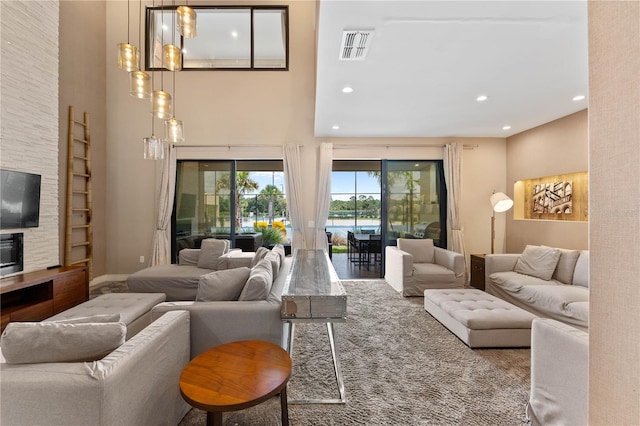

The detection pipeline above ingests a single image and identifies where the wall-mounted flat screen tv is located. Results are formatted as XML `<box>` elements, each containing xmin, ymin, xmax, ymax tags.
<box><xmin>0</xmin><ymin>169</ymin><xmax>42</xmax><ymax>229</ymax></box>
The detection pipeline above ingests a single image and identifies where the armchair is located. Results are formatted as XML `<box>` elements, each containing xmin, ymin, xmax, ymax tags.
<box><xmin>385</xmin><ymin>238</ymin><xmax>465</xmax><ymax>296</ymax></box>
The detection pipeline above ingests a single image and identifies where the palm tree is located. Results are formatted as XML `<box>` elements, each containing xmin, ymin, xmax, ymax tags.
<box><xmin>215</xmin><ymin>171</ymin><xmax>259</xmax><ymax>228</ymax></box>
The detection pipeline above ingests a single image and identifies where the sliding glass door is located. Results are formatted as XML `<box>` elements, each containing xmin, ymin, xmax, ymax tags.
<box><xmin>383</xmin><ymin>160</ymin><xmax>447</xmax><ymax>251</ymax></box>
<box><xmin>172</xmin><ymin>160</ymin><xmax>287</xmax><ymax>262</ymax></box>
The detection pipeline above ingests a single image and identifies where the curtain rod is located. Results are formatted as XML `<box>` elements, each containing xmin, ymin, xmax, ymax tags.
<box><xmin>332</xmin><ymin>143</ymin><xmax>478</xmax><ymax>149</ymax></box>
<box><xmin>175</xmin><ymin>144</ymin><xmax>303</xmax><ymax>149</ymax></box>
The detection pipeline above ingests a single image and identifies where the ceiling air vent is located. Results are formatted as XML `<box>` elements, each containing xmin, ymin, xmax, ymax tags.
<box><xmin>339</xmin><ymin>30</ymin><xmax>374</xmax><ymax>61</ymax></box>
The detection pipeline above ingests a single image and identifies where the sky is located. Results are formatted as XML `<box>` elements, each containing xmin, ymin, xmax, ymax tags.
<box><xmin>247</xmin><ymin>171</ymin><xmax>381</xmax><ymax>201</ymax></box>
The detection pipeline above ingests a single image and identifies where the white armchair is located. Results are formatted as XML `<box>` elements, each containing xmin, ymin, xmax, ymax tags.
<box><xmin>385</xmin><ymin>238</ymin><xmax>465</xmax><ymax>296</ymax></box>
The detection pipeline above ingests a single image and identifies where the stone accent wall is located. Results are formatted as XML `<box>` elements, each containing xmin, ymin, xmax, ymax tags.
<box><xmin>1</xmin><ymin>1</ymin><xmax>60</xmax><ymax>272</ymax></box>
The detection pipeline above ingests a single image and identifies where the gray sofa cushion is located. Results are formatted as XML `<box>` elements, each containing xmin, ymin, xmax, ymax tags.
<box><xmin>1</xmin><ymin>321</ymin><xmax>126</xmax><ymax>364</ymax></box>
<box><xmin>197</xmin><ymin>239</ymin><xmax>229</xmax><ymax>269</ymax></box>
<box><xmin>196</xmin><ymin>267</ymin><xmax>251</xmax><ymax>301</ymax></box>
<box><xmin>240</xmin><ymin>259</ymin><xmax>273</xmax><ymax>301</ymax></box>
<box><xmin>572</xmin><ymin>251</ymin><xmax>589</xmax><ymax>287</ymax></box>
<box><xmin>250</xmin><ymin>246</ymin><xmax>270</xmax><ymax>268</ymax></box>
<box><xmin>514</xmin><ymin>245</ymin><xmax>561</xmax><ymax>280</ymax></box>
<box><xmin>491</xmin><ymin>271</ymin><xmax>562</xmax><ymax>292</ymax></box>
<box><xmin>515</xmin><ymin>285</ymin><xmax>589</xmax><ymax>327</ymax></box>
<box><xmin>413</xmin><ymin>263</ymin><xmax>456</xmax><ymax>283</ymax></box>
<box><xmin>398</xmin><ymin>238</ymin><xmax>434</xmax><ymax>264</ymax></box>
<box><xmin>547</xmin><ymin>247</ymin><xmax>581</xmax><ymax>284</ymax></box>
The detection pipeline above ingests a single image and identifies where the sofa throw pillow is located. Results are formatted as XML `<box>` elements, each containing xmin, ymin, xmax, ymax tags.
<box><xmin>544</xmin><ymin>246</ymin><xmax>581</xmax><ymax>284</ymax></box>
<box><xmin>514</xmin><ymin>245</ymin><xmax>562</xmax><ymax>281</ymax></box>
<box><xmin>265</xmin><ymin>251</ymin><xmax>281</xmax><ymax>277</ymax></box>
<box><xmin>272</xmin><ymin>244</ymin><xmax>286</xmax><ymax>265</ymax></box>
<box><xmin>52</xmin><ymin>313</ymin><xmax>121</xmax><ymax>324</ymax></box>
<box><xmin>239</xmin><ymin>259</ymin><xmax>273</xmax><ymax>301</ymax></box>
<box><xmin>178</xmin><ymin>248</ymin><xmax>200</xmax><ymax>266</ymax></box>
<box><xmin>1</xmin><ymin>321</ymin><xmax>126</xmax><ymax>364</ymax></box>
<box><xmin>197</xmin><ymin>239</ymin><xmax>229</xmax><ymax>269</ymax></box>
<box><xmin>250</xmin><ymin>246</ymin><xmax>270</xmax><ymax>268</ymax></box>
<box><xmin>196</xmin><ymin>267</ymin><xmax>251</xmax><ymax>301</ymax></box>
<box><xmin>397</xmin><ymin>238</ymin><xmax>435</xmax><ymax>264</ymax></box>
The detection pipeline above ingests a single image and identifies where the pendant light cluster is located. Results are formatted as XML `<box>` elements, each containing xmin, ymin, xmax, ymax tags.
<box><xmin>117</xmin><ymin>0</ymin><xmax>197</xmax><ymax>160</ymax></box>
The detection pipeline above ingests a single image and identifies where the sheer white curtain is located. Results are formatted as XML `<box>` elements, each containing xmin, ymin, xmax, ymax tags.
<box><xmin>283</xmin><ymin>144</ymin><xmax>307</xmax><ymax>250</ymax></box>
<box><xmin>151</xmin><ymin>143</ymin><xmax>176</xmax><ymax>266</ymax></box>
<box><xmin>314</xmin><ymin>143</ymin><xmax>332</xmax><ymax>250</ymax></box>
<box><xmin>443</xmin><ymin>143</ymin><xmax>467</xmax><ymax>265</ymax></box>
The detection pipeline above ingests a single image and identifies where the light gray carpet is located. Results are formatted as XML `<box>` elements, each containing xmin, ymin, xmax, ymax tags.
<box><xmin>93</xmin><ymin>279</ymin><xmax>531</xmax><ymax>425</ymax></box>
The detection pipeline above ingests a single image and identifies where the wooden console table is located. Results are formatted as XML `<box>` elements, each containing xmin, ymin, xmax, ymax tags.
<box><xmin>281</xmin><ymin>249</ymin><xmax>347</xmax><ymax>404</ymax></box>
<box><xmin>0</xmin><ymin>266</ymin><xmax>88</xmax><ymax>332</ymax></box>
<box><xmin>470</xmin><ymin>254</ymin><xmax>486</xmax><ymax>291</ymax></box>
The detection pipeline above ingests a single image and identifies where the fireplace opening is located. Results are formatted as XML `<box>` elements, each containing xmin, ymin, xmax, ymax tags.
<box><xmin>1</xmin><ymin>233</ymin><xmax>24</xmax><ymax>277</ymax></box>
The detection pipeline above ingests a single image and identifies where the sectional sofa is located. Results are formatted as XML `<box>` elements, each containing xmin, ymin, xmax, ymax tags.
<box><xmin>0</xmin><ymin>310</ymin><xmax>191</xmax><ymax>425</ymax></box>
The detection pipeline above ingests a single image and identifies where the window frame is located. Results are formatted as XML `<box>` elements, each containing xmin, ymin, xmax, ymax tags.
<box><xmin>145</xmin><ymin>5</ymin><xmax>289</xmax><ymax>72</ymax></box>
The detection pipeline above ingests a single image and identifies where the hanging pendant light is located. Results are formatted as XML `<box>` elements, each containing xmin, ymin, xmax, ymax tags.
<box><xmin>164</xmin><ymin>1</ymin><xmax>185</xmax><ymax>143</ymax></box>
<box><xmin>118</xmin><ymin>43</ymin><xmax>139</xmax><ymax>71</ymax></box>
<box><xmin>117</xmin><ymin>0</ymin><xmax>139</xmax><ymax>71</ymax></box>
<box><xmin>129</xmin><ymin>0</ymin><xmax>149</xmax><ymax>98</ymax></box>
<box><xmin>164</xmin><ymin>117</ymin><xmax>184</xmax><ymax>143</ymax></box>
<box><xmin>143</xmin><ymin>108</ymin><xmax>164</xmax><ymax>160</ymax></box>
<box><xmin>143</xmin><ymin>135</ymin><xmax>165</xmax><ymax>160</ymax></box>
<box><xmin>151</xmin><ymin>90</ymin><xmax>172</xmax><ymax>118</ymax></box>
<box><xmin>177</xmin><ymin>5</ymin><xmax>197</xmax><ymax>38</ymax></box>
<box><xmin>151</xmin><ymin>3</ymin><xmax>172</xmax><ymax>119</ymax></box>
<box><xmin>129</xmin><ymin>70</ymin><xmax>151</xmax><ymax>99</ymax></box>
<box><xmin>163</xmin><ymin>44</ymin><xmax>182</xmax><ymax>71</ymax></box>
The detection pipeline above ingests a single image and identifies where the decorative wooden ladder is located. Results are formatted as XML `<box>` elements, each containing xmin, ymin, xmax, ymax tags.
<box><xmin>65</xmin><ymin>106</ymin><xmax>93</xmax><ymax>280</ymax></box>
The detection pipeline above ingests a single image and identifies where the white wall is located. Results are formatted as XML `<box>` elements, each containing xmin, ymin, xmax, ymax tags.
<box><xmin>0</xmin><ymin>1</ymin><xmax>60</xmax><ymax>273</ymax></box>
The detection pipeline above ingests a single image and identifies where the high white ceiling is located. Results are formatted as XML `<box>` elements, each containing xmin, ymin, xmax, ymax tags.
<box><xmin>314</xmin><ymin>1</ymin><xmax>589</xmax><ymax>138</ymax></box>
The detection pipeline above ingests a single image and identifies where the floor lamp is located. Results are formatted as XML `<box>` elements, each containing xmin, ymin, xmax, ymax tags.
<box><xmin>490</xmin><ymin>192</ymin><xmax>514</xmax><ymax>254</ymax></box>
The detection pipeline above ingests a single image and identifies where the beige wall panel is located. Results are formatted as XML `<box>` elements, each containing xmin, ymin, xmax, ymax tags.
<box><xmin>59</xmin><ymin>0</ymin><xmax>107</xmax><ymax>277</ymax></box>
<box><xmin>588</xmin><ymin>1</ymin><xmax>640</xmax><ymax>424</ymax></box>
<box><xmin>505</xmin><ymin>110</ymin><xmax>589</xmax><ymax>252</ymax></box>
<box><xmin>106</xmin><ymin>1</ymin><xmax>318</xmax><ymax>273</ymax></box>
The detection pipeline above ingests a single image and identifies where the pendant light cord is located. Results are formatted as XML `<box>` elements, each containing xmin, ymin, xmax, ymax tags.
<box><xmin>127</xmin><ymin>0</ymin><xmax>131</xmax><ymax>43</ymax></box>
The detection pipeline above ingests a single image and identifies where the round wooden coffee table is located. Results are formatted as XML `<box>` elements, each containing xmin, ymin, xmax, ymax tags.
<box><xmin>180</xmin><ymin>340</ymin><xmax>292</xmax><ymax>426</ymax></box>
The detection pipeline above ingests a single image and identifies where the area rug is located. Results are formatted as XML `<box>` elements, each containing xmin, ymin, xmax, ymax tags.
<box><xmin>171</xmin><ymin>279</ymin><xmax>531</xmax><ymax>426</ymax></box>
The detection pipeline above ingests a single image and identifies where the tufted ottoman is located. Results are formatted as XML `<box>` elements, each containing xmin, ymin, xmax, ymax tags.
<box><xmin>46</xmin><ymin>293</ymin><xmax>166</xmax><ymax>339</ymax></box>
<box><xmin>424</xmin><ymin>289</ymin><xmax>536</xmax><ymax>348</ymax></box>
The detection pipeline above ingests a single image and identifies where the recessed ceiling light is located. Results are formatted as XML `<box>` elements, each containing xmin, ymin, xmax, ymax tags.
<box><xmin>162</xmin><ymin>24</ymin><xmax>168</xmax><ymax>31</ymax></box>
<box><xmin>231</xmin><ymin>31</ymin><xmax>238</xmax><ymax>38</ymax></box>
<box><xmin>342</xmin><ymin>86</ymin><xmax>353</xmax><ymax>93</ymax></box>
<box><xmin>476</xmin><ymin>95</ymin><xmax>488</xmax><ymax>102</ymax></box>
<box><xmin>502</xmin><ymin>125</ymin><xmax>511</xmax><ymax>130</ymax></box>
<box><xmin>572</xmin><ymin>95</ymin><xmax>585</xmax><ymax>101</ymax></box>
<box><xmin>332</xmin><ymin>125</ymin><xmax>340</xmax><ymax>130</ymax></box>
<box><xmin>182</xmin><ymin>49</ymin><xmax>188</xmax><ymax>54</ymax></box>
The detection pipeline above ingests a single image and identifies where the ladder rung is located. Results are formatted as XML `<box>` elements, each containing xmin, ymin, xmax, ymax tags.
<box><xmin>73</xmin><ymin>138</ymin><xmax>88</xmax><ymax>144</ymax></box>
<box><xmin>70</xmin><ymin>259</ymin><xmax>90</xmax><ymax>265</ymax></box>
<box><xmin>73</xmin><ymin>155</ymin><xmax>88</xmax><ymax>160</ymax></box>
<box><xmin>72</xmin><ymin>242</ymin><xmax>90</xmax><ymax>247</ymax></box>
<box><xmin>73</xmin><ymin>121</ymin><xmax>87</xmax><ymax>127</ymax></box>
<box><xmin>72</xmin><ymin>208</ymin><xmax>89</xmax><ymax>212</ymax></box>
<box><xmin>73</xmin><ymin>173</ymin><xmax>90</xmax><ymax>177</ymax></box>
<box><xmin>73</xmin><ymin>191</ymin><xmax>89</xmax><ymax>194</ymax></box>
<box><xmin>72</xmin><ymin>225</ymin><xmax>90</xmax><ymax>229</ymax></box>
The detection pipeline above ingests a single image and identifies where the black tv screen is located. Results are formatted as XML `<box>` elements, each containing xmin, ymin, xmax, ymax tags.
<box><xmin>0</xmin><ymin>170</ymin><xmax>42</xmax><ymax>229</ymax></box>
